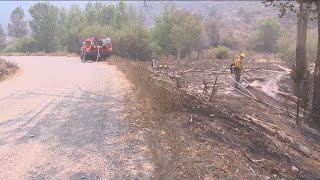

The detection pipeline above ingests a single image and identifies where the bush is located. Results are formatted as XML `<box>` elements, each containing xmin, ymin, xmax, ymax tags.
<box><xmin>254</xmin><ymin>18</ymin><xmax>281</xmax><ymax>52</ymax></box>
<box><xmin>211</xmin><ymin>45</ymin><xmax>231</xmax><ymax>59</ymax></box>
<box><xmin>14</xmin><ymin>37</ymin><xmax>37</xmax><ymax>52</ymax></box>
<box><xmin>307</xmin><ymin>31</ymin><xmax>317</xmax><ymax>63</ymax></box>
<box><xmin>113</xmin><ymin>25</ymin><xmax>152</xmax><ymax>61</ymax></box>
<box><xmin>276</xmin><ymin>32</ymin><xmax>295</xmax><ymax>63</ymax></box>
<box><xmin>4</xmin><ymin>36</ymin><xmax>37</xmax><ymax>53</ymax></box>
<box><xmin>149</xmin><ymin>41</ymin><xmax>162</xmax><ymax>59</ymax></box>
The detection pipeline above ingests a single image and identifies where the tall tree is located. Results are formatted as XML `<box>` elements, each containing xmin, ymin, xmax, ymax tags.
<box><xmin>100</xmin><ymin>4</ymin><xmax>115</xmax><ymax>25</ymax></box>
<box><xmin>64</xmin><ymin>4</ymin><xmax>85</xmax><ymax>53</ymax></box>
<box><xmin>256</xmin><ymin>18</ymin><xmax>281</xmax><ymax>52</ymax></box>
<box><xmin>29</xmin><ymin>2</ymin><xmax>59</xmax><ymax>52</ymax></box>
<box><xmin>84</xmin><ymin>2</ymin><xmax>97</xmax><ymax>25</ymax></box>
<box><xmin>152</xmin><ymin>3</ymin><xmax>176</xmax><ymax>56</ymax></box>
<box><xmin>56</xmin><ymin>7</ymin><xmax>67</xmax><ymax>51</ymax></box>
<box><xmin>0</xmin><ymin>25</ymin><xmax>6</xmax><ymax>50</ymax></box>
<box><xmin>171</xmin><ymin>11</ymin><xmax>202</xmax><ymax>59</ymax></box>
<box><xmin>204</xmin><ymin>20</ymin><xmax>223</xmax><ymax>47</ymax></box>
<box><xmin>8</xmin><ymin>6</ymin><xmax>28</xmax><ymax>39</ymax></box>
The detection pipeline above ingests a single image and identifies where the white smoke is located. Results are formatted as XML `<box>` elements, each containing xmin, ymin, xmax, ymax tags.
<box><xmin>250</xmin><ymin>74</ymin><xmax>284</xmax><ymax>99</ymax></box>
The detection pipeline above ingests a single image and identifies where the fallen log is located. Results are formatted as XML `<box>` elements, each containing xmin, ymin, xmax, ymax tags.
<box><xmin>238</xmin><ymin>115</ymin><xmax>313</xmax><ymax>158</ymax></box>
<box><xmin>243</xmin><ymin>76</ymin><xmax>266</xmax><ymax>82</ymax></box>
<box><xmin>273</xmin><ymin>63</ymin><xmax>291</xmax><ymax>74</ymax></box>
<box><xmin>245</xmin><ymin>115</ymin><xmax>277</xmax><ymax>136</ymax></box>
<box><xmin>270</xmin><ymin>89</ymin><xmax>298</xmax><ymax>102</ymax></box>
<box><xmin>261</xmin><ymin>68</ymin><xmax>289</xmax><ymax>75</ymax></box>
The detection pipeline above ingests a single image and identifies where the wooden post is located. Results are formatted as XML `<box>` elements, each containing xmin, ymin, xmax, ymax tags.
<box><xmin>210</xmin><ymin>75</ymin><xmax>219</xmax><ymax>102</ymax></box>
<box><xmin>176</xmin><ymin>76</ymin><xmax>182</xmax><ymax>88</ymax></box>
<box><xmin>203</xmin><ymin>77</ymin><xmax>208</xmax><ymax>94</ymax></box>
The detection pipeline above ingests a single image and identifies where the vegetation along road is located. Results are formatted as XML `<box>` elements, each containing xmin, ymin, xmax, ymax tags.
<box><xmin>0</xmin><ymin>56</ymin><xmax>154</xmax><ymax>179</ymax></box>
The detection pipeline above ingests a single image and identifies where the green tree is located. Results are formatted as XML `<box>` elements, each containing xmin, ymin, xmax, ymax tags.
<box><xmin>10</xmin><ymin>36</ymin><xmax>36</xmax><ymax>53</ymax></box>
<box><xmin>84</xmin><ymin>2</ymin><xmax>99</xmax><ymax>25</ymax></box>
<box><xmin>152</xmin><ymin>3</ymin><xmax>176</xmax><ymax>56</ymax></box>
<box><xmin>171</xmin><ymin>11</ymin><xmax>202</xmax><ymax>59</ymax></box>
<box><xmin>56</xmin><ymin>7</ymin><xmax>67</xmax><ymax>51</ymax></box>
<box><xmin>100</xmin><ymin>4</ymin><xmax>115</xmax><ymax>25</ymax></box>
<box><xmin>29</xmin><ymin>2</ymin><xmax>59</xmax><ymax>52</ymax></box>
<box><xmin>0</xmin><ymin>25</ymin><xmax>6</xmax><ymax>51</ymax></box>
<box><xmin>8</xmin><ymin>6</ymin><xmax>28</xmax><ymax>39</ymax></box>
<box><xmin>276</xmin><ymin>31</ymin><xmax>295</xmax><ymax>63</ymax></box>
<box><xmin>113</xmin><ymin>25</ymin><xmax>152</xmax><ymax>60</ymax></box>
<box><xmin>63</xmin><ymin>4</ymin><xmax>84</xmax><ymax>53</ymax></box>
<box><xmin>255</xmin><ymin>18</ymin><xmax>281</xmax><ymax>52</ymax></box>
<box><xmin>66</xmin><ymin>4</ymin><xmax>84</xmax><ymax>29</ymax></box>
<box><xmin>80</xmin><ymin>22</ymin><xmax>110</xmax><ymax>38</ymax></box>
<box><xmin>204</xmin><ymin>20</ymin><xmax>222</xmax><ymax>47</ymax></box>
<box><xmin>112</xmin><ymin>2</ymin><xmax>130</xmax><ymax>29</ymax></box>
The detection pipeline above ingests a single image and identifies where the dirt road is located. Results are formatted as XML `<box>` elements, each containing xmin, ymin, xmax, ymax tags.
<box><xmin>0</xmin><ymin>56</ymin><xmax>154</xmax><ymax>179</ymax></box>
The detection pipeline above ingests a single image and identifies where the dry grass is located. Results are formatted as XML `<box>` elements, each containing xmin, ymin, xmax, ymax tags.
<box><xmin>109</xmin><ymin>56</ymin><xmax>196</xmax><ymax>112</ymax></box>
<box><xmin>0</xmin><ymin>58</ymin><xmax>19</xmax><ymax>81</ymax></box>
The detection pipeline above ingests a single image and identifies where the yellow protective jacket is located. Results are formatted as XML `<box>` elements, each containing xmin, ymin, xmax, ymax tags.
<box><xmin>234</xmin><ymin>58</ymin><xmax>244</xmax><ymax>70</ymax></box>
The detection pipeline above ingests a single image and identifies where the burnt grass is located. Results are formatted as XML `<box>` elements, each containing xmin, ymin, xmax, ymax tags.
<box><xmin>109</xmin><ymin>56</ymin><xmax>320</xmax><ymax>179</ymax></box>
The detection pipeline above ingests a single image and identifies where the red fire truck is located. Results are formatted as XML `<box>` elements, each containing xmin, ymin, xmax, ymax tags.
<box><xmin>80</xmin><ymin>37</ymin><xmax>112</xmax><ymax>61</ymax></box>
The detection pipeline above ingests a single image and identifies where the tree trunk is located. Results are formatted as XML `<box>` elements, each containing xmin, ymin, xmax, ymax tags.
<box><xmin>312</xmin><ymin>2</ymin><xmax>320</xmax><ymax>125</ymax></box>
<box><xmin>177</xmin><ymin>48</ymin><xmax>181</xmax><ymax>60</ymax></box>
<box><xmin>296</xmin><ymin>2</ymin><xmax>307</xmax><ymax>81</ymax></box>
<box><xmin>294</xmin><ymin>2</ymin><xmax>308</xmax><ymax>124</ymax></box>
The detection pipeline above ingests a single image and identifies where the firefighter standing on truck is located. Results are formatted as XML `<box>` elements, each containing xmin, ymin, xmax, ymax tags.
<box><xmin>233</xmin><ymin>53</ymin><xmax>245</xmax><ymax>89</ymax></box>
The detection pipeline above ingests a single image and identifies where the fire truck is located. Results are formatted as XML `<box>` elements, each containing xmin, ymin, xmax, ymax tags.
<box><xmin>80</xmin><ymin>37</ymin><xmax>112</xmax><ymax>61</ymax></box>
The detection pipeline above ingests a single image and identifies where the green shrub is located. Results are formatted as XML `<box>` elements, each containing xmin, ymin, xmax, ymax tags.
<box><xmin>276</xmin><ymin>32</ymin><xmax>295</xmax><ymax>63</ymax></box>
<box><xmin>212</xmin><ymin>45</ymin><xmax>231</xmax><ymax>59</ymax></box>
<box><xmin>149</xmin><ymin>41</ymin><xmax>162</xmax><ymax>59</ymax></box>
<box><xmin>112</xmin><ymin>25</ymin><xmax>152</xmax><ymax>61</ymax></box>
<box><xmin>15</xmin><ymin>37</ymin><xmax>37</xmax><ymax>52</ymax></box>
<box><xmin>3</xmin><ymin>36</ymin><xmax>37</xmax><ymax>53</ymax></box>
<box><xmin>307</xmin><ymin>31</ymin><xmax>317</xmax><ymax>63</ymax></box>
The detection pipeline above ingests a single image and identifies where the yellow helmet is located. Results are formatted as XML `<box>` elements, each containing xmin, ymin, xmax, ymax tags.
<box><xmin>240</xmin><ymin>53</ymin><xmax>245</xmax><ymax>58</ymax></box>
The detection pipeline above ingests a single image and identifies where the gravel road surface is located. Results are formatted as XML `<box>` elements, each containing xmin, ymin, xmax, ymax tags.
<box><xmin>0</xmin><ymin>56</ymin><xmax>153</xmax><ymax>179</ymax></box>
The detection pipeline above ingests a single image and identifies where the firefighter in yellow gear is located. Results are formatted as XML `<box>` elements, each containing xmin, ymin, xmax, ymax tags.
<box><xmin>234</xmin><ymin>53</ymin><xmax>245</xmax><ymax>89</ymax></box>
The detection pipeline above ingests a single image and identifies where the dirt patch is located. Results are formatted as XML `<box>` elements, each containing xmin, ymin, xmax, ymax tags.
<box><xmin>110</xmin><ymin>56</ymin><xmax>320</xmax><ymax>179</ymax></box>
<box><xmin>0</xmin><ymin>57</ymin><xmax>19</xmax><ymax>82</ymax></box>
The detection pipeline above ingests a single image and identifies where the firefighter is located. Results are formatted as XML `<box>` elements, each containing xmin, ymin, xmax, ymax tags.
<box><xmin>233</xmin><ymin>53</ymin><xmax>245</xmax><ymax>89</ymax></box>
